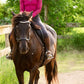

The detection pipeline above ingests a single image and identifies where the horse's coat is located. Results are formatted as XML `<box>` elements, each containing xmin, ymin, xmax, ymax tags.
<box><xmin>9</xmin><ymin>12</ymin><xmax>58</xmax><ymax>84</ymax></box>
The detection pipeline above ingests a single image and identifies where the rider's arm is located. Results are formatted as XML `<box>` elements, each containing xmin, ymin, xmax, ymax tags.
<box><xmin>32</xmin><ymin>0</ymin><xmax>42</xmax><ymax>17</ymax></box>
<box><xmin>20</xmin><ymin>0</ymin><xmax>25</xmax><ymax>12</ymax></box>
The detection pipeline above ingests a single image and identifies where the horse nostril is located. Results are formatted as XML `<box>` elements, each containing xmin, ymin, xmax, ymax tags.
<box><xmin>22</xmin><ymin>48</ymin><xmax>26</xmax><ymax>52</ymax></box>
<box><xmin>20</xmin><ymin>46</ymin><xmax>27</xmax><ymax>51</ymax></box>
<box><xmin>20</xmin><ymin>47</ymin><xmax>28</xmax><ymax>54</ymax></box>
<box><xmin>19</xmin><ymin>45</ymin><xmax>29</xmax><ymax>54</ymax></box>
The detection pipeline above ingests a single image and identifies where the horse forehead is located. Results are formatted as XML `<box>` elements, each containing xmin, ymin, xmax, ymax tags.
<box><xmin>18</xmin><ymin>23</ymin><xmax>29</xmax><ymax>30</ymax></box>
<box><xmin>19</xmin><ymin>23</ymin><xmax>27</xmax><ymax>26</ymax></box>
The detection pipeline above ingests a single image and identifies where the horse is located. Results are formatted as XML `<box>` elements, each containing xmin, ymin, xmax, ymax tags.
<box><xmin>10</xmin><ymin>11</ymin><xmax>58</xmax><ymax>84</ymax></box>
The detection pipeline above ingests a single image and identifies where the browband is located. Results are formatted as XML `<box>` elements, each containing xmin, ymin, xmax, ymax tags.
<box><xmin>19</xmin><ymin>21</ymin><xmax>31</xmax><ymax>24</ymax></box>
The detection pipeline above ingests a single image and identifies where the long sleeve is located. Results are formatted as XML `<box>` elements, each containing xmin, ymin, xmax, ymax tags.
<box><xmin>32</xmin><ymin>0</ymin><xmax>42</xmax><ymax>17</ymax></box>
<box><xmin>20</xmin><ymin>0</ymin><xmax>25</xmax><ymax>12</ymax></box>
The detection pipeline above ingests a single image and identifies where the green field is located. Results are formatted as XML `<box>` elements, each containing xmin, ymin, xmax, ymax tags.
<box><xmin>0</xmin><ymin>28</ymin><xmax>84</xmax><ymax>84</ymax></box>
<box><xmin>0</xmin><ymin>35</ymin><xmax>5</xmax><ymax>50</ymax></box>
<box><xmin>57</xmin><ymin>50</ymin><xmax>84</xmax><ymax>73</ymax></box>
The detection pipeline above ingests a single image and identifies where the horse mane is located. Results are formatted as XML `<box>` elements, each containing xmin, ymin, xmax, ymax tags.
<box><xmin>11</xmin><ymin>11</ymin><xmax>41</xmax><ymax>29</ymax></box>
<box><xmin>11</xmin><ymin>12</ymin><xmax>29</xmax><ymax>27</ymax></box>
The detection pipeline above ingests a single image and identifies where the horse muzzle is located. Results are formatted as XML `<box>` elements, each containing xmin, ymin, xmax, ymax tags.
<box><xmin>20</xmin><ymin>49</ymin><xmax>29</xmax><ymax>54</ymax></box>
<box><xmin>19</xmin><ymin>40</ymin><xmax>29</xmax><ymax>54</ymax></box>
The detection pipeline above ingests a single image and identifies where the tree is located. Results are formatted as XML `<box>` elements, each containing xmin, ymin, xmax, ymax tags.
<box><xmin>0</xmin><ymin>0</ymin><xmax>84</xmax><ymax>34</ymax></box>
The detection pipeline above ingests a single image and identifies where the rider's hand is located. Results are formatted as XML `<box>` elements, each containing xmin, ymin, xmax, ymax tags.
<box><xmin>29</xmin><ymin>16</ymin><xmax>33</xmax><ymax>21</ymax></box>
<box><xmin>19</xmin><ymin>12</ymin><xmax>23</xmax><ymax>14</ymax></box>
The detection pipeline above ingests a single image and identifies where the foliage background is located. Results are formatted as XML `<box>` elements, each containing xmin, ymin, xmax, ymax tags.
<box><xmin>0</xmin><ymin>0</ymin><xmax>84</xmax><ymax>33</ymax></box>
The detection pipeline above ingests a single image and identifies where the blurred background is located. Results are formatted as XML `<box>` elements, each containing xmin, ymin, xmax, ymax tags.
<box><xmin>0</xmin><ymin>0</ymin><xmax>84</xmax><ymax>84</ymax></box>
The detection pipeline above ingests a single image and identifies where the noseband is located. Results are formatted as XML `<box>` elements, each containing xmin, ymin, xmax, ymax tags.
<box><xmin>16</xmin><ymin>38</ymin><xmax>30</xmax><ymax>42</ymax></box>
<box><xmin>16</xmin><ymin>21</ymin><xmax>31</xmax><ymax>42</ymax></box>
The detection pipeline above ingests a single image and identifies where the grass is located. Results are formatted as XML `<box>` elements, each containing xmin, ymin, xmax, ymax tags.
<box><xmin>57</xmin><ymin>50</ymin><xmax>84</xmax><ymax>73</ymax></box>
<box><xmin>0</xmin><ymin>35</ymin><xmax>5</xmax><ymax>50</ymax></box>
<box><xmin>0</xmin><ymin>57</ymin><xmax>18</xmax><ymax>84</ymax></box>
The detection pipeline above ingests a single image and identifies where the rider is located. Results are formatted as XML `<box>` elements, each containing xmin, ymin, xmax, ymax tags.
<box><xmin>6</xmin><ymin>0</ymin><xmax>54</xmax><ymax>64</ymax></box>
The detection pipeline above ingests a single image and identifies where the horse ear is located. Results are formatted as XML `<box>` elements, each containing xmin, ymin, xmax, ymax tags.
<box><xmin>11</xmin><ymin>11</ymin><xmax>16</xmax><ymax>16</ymax></box>
<box><xmin>28</xmin><ymin>11</ymin><xmax>33</xmax><ymax>18</ymax></box>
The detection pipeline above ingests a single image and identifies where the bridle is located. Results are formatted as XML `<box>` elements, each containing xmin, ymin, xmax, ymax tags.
<box><xmin>16</xmin><ymin>20</ymin><xmax>31</xmax><ymax>42</ymax></box>
<box><xmin>20</xmin><ymin>21</ymin><xmax>31</xmax><ymax>24</ymax></box>
<box><xmin>16</xmin><ymin>37</ymin><xmax>30</xmax><ymax>42</ymax></box>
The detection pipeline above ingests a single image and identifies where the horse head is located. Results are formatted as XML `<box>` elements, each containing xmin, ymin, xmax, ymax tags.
<box><xmin>11</xmin><ymin>11</ymin><xmax>33</xmax><ymax>54</ymax></box>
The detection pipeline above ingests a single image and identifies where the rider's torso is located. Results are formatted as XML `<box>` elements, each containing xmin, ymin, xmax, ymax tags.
<box><xmin>23</xmin><ymin>0</ymin><xmax>38</xmax><ymax>11</ymax></box>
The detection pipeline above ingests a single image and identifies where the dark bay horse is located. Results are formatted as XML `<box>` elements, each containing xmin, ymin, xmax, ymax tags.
<box><xmin>10</xmin><ymin>12</ymin><xmax>58</xmax><ymax>84</ymax></box>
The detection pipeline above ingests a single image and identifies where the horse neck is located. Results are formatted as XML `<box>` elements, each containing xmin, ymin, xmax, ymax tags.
<box><xmin>30</xmin><ymin>28</ymin><xmax>43</xmax><ymax>47</ymax></box>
